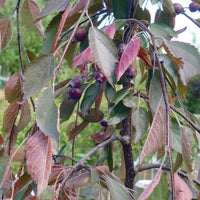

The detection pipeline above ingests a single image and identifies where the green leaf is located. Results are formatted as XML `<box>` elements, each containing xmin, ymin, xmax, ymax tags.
<box><xmin>112</xmin><ymin>0</ymin><xmax>129</xmax><ymax>19</ymax></box>
<box><xmin>108</xmin><ymin>101</ymin><xmax>130</xmax><ymax>125</ymax></box>
<box><xmin>149</xmin><ymin>70</ymin><xmax>165</xmax><ymax>113</ymax></box>
<box><xmin>0</xmin><ymin>18</ymin><xmax>12</xmax><ymax>52</ymax></box>
<box><xmin>147</xmin><ymin>173</ymin><xmax>169</xmax><ymax>200</ymax></box>
<box><xmin>89</xmin><ymin>27</ymin><xmax>118</xmax><ymax>86</ymax></box>
<box><xmin>39</xmin><ymin>186</ymin><xmax>55</xmax><ymax>200</ymax></box>
<box><xmin>105</xmin><ymin>82</ymin><xmax>116</xmax><ymax>102</ymax></box>
<box><xmin>23</xmin><ymin>54</ymin><xmax>55</xmax><ymax>101</ymax></box>
<box><xmin>106</xmin><ymin>175</ymin><xmax>132</xmax><ymax>200</ymax></box>
<box><xmin>60</xmin><ymin>95</ymin><xmax>78</xmax><ymax>123</ymax></box>
<box><xmin>107</xmin><ymin>143</ymin><xmax>113</xmax><ymax>171</ymax></box>
<box><xmin>132</xmin><ymin>107</ymin><xmax>149</xmax><ymax>143</ymax></box>
<box><xmin>162</xmin><ymin>54</ymin><xmax>178</xmax><ymax>89</ymax></box>
<box><xmin>37</xmin><ymin>0</ymin><xmax>70</xmax><ymax>20</ymax></box>
<box><xmin>170</xmin><ymin>118</ymin><xmax>182</xmax><ymax>154</ymax></box>
<box><xmin>164</xmin><ymin>40</ymin><xmax>200</xmax><ymax>86</ymax></box>
<box><xmin>42</xmin><ymin>13</ymin><xmax>62</xmax><ymax>54</ymax></box>
<box><xmin>111</xmin><ymin>87</ymin><xmax>130</xmax><ymax>104</ymax></box>
<box><xmin>123</xmin><ymin>93</ymin><xmax>137</xmax><ymax>108</ymax></box>
<box><xmin>150</xmin><ymin>23</ymin><xmax>177</xmax><ymax>47</ymax></box>
<box><xmin>80</xmin><ymin>83</ymin><xmax>101</xmax><ymax>115</ymax></box>
<box><xmin>160</xmin><ymin>0</ymin><xmax>175</xmax><ymax>17</ymax></box>
<box><xmin>36</xmin><ymin>87</ymin><xmax>59</xmax><ymax>150</ymax></box>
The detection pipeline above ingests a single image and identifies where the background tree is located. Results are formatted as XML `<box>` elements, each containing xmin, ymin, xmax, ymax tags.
<box><xmin>0</xmin><ymin>0</ymin><xmax>200</xmax><ymax>199</ymax></box>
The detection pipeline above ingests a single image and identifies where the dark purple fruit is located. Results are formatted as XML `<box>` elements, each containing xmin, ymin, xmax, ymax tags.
<box><xmin>125</xmin><ymin>66</ymin><xmax>137</xmax><ymax>79</ymax></box>
<box><xmin>189</xmin><ymin>2</ymin><xmax>200</xmax><ymax>12</ymax></box>
<box><xmin>100</xmin><ymin>120</ymin><xmax>108</xmax><ymax>127</ymax></box>
<box><xmin>70</xmin><ymin>77</ymin><xmax>82</xmax><ymax>88</ymax></box>
<box><xmin>95</xmin><ymin>71</ymin><xmax>106</xmax><ymax>84</ymax></box>
<box><xmin>117</xmin><ymin>43</ymin><xmax>126</xmax><ymax>58</ymax></box>
<box><xmin>174</xmin><ymin>3</ymin><xmax>184</xmax><ymax>14</ymax></box>
<box><xmin>74</xmin><ymin>29</ymin><xmax>87</xmax><ymax>42</ymax></box>
<box><xmin>68</xmin><ymin>88</ymin><xmax>82</xmax><ymax>100</ymax></box>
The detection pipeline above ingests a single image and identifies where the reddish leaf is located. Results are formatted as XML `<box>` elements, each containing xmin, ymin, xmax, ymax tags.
<box><xmin>51</xmin><ymin>5</ymin><xmax>71</xmax><ymax>53</ymax></box>
<box><xmin>181</xmin><ymin>125</ymin><xmax>193</xmax><ymax>172</ymax></box>
<box><xmin>176</xmin><ymin>27</ymin><xmax>187</xmax><ymax>34</ymax></box>
<box><xmin>5</xmin><ymin>72</ymin><xmax>22</xmax><ymax>103</ymax></box>
<box><xmin>139</xmin><ymin>106</ymin><xmax>166</xmax><ymax>166</ymax></box>
<box><xmin>138</xmin><ymin>47</ymin><xmax>152</xmax><ymax>68</ymax></box>
<box><xmin>0</xmin><ymin>0</ymin><xmax>6</xmax><ymax>13</ymax></box>
<box><xmin>65</xmin><ymin>172</ymin><xmax>90</xmax><ymax>189</ymax></box>
<box><xmin>21</xmin><ymin>0</ymin><xmax>44</xmax><ymax>36</ymax></box>
<box><xmin>173</xmin><ymin>172</ymin><xmax>193</xmax><ymax>200</ymax></box>
<box><xmin>73</xmin><ymin>23</ymin><xmax>116</xmax><ymax>69</ymax></box>
<box><xmin>8</xmin><ymin>125</ymin><xmax>18</xmax><ymax>153</ymax></box>
<box><xmin>68</xmin><ymin>0</ymin><xmax>88</xmax><ymax>17</ymax></box>
<box><xmin>3</xmin><ymin>99</ymin><xmax>19</xmax><ymax>134</ymax></box>
<box><xmin>104</xmin><ymin>23</ymin><xmax>115</xmax><ymax>39</ymax></box>
<box><xmin>116</xmin><ymin>37</ymin><xmax>140</xmax><ymax>81</ymax></box>
<box><xmin>0</xmin><ymin>133</ymin><xmax>4</xmax><ymax>145</ymax></box>
<box><xmin>0</xmin><ymin>18</ymin><xmax>12</xmax><ymax>52</ymax></box>
<box><xmin>72</xmin><ymin>46</ymin><xmax>94</xmax><ymax>68</ymax></box>
<box><xmin>138</xmin><ymin>169</ymin><xmax>162</xmax><ymax>200</ymax></box>
<box><xmin>25</xmin><ymin>130</ymin><xmax>52</xmax><ymax>196</ymax></box>
<box><xmin>17</xmin><ymin>101</ymin><xmax>31</xmax><ymax>132</ymax></box>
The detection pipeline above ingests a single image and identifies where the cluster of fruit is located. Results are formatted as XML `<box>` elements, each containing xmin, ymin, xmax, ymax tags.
<box><xmin>68</xmin><ymin>29</ymin><xmax>138</xmax><ymax>100</ymax></box>
<box><xmin>174</xmin><ymin>1</ymin><xmax>200</xmax><ymax>14</ymax></box>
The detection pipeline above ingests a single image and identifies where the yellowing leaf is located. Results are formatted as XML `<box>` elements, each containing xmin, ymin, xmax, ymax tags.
<box><xmin>25</xmin><ymin>130</ymin><xmax>52</xmax><ymax>196</ymax></box>
<box><xmin>21</xmin><ymin>0</ymin><xmax>44</xmax><ymax>36</ymax></box>
<box><xmin>89</xmin><ymin>27</ymin><xmax>118</xmax><ymax>86</ymax></box>
<box><xmin>139</xmin><ymin>106</ymin><xmax>166</xmax><ymax>166</ymax></box>
<box><xmin>0</xmin><ymin>18</ymin><xmax>12</xmax><ymax>52</ymax></box>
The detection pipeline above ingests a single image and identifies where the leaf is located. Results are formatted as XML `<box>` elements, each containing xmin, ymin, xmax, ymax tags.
<box><xmin>139</xmin><ymin>106</ymin><xmax>166</xmax><ymax>166</ymax></box>
<box><xmin>170</xmin><ymin>118</ymin><xmax>182</xmax><ymax>154</ymax></box>
<box><xmin>138</xmin><ymin>169</ymin><xmax>162</xmax><ymax>200</ymax></box>
<box><xmin>17</xmin><ymin>101</ymin><xmax>31</xmax><ymax>132</ymax></box>
<box><xmin>8</xmin><ymin>125</ymin><xmax>18</xmax><ymax>152</ymax></box>
<box><xmin>25</xmin><ymin>130</ymin><xmax>52</xmax><ymax>196</ymax></box>
<box><xmin>68</xmin><ymin>121</ymin><xmax>89</xmax><ymax>140</ymax></box>
<box><xmin>180</xmin><ymin>125</ymin><xmax>193</xmax><ymax>172</ymax></box>
<box><xmin>111</xmin><ymin>87</ymin><xmax>130</xmax><ymax>105</ymax></box>
<box><xmin>5</xmin><ymin>72</ymin><xmax>22</xmax><ymax>103</ymax></box>
<box><xmin>104</xmin><ymin>23</ymin><xmax>115</xmax><ymax>40</ymax></box>
<box><xmin>138</xmin><ymin>47</ymin><xmax>152</xmax><ymax>68</ymax></box>
<box><xmin>162</xmin><ymin>54</ymin><xmax>178</xmax><ymax>89</ymax></box>
<box><xmin>65</xmin><ymin>172</ymin><xmax>90</xmax><ymax>189</ymax></box>
<box><xmin>23</xmin><ymin>54</ymin><xmax>55</xmax><ymax>101</ymax></box>
<box><xmin>79</xmin><ymin>108</ymin><xmax>104</xmax><ymax>122</ymax></box>
<box><xmin>164</xmin><ymin>40</ymin><xmax>200</xmax><ymax>86</ymax></box>
<box><xmin>42</xmin><ymin>13</ymin><xmax>62</xmax><ymax>54</ymax></box>
<box><xmin>60</xmin><ymin>97</ymin><xmax>78</xmax><ymax>123</ymax></box>
<box><xmin>80</xmin><ymin>83</ymin><xmax>101</xmax><ymax>115</ymax></box>
<box><xmin>147</xmin><ymin>172</ymin><xmax>169</xmax><ymax>200</ymax></box>
<box><xmin>89</xmin><ymin>27</ymin><xmax>118</xmax><ymax>86</ymax></box>
<box><xmin>37</xmin><ymin>0</ymin><xmax>70</xmax><ymax>21</ymax></box>
<box><xmin>21</xmin><ymin>0</ymin><xmax>44</xmax><ymax>36</ymax></box>
<box><xmin>3</xmin><ymin>100</ymin><xmax>19</xmax><ymax>134</ymax></box>
<box><xmin>68</xmin><ymin>0</ymin><xmax>87</xmax><ymax>17</ymax></box>
<box><xmin>123</xmin><ymin>93</ymin><xmax>137</xmax><ymax>108</ymax></box>
<box><xmin>116</xmin><ymin>37</ymin><xmax>140</xmax><ymax>81</ymax></box>
<box><xmin>108</xmin><ymin>101</ymin><xmax>130</xmax><ymax>125</ymax></box>
<box><xmin>0</xmin><ymin>156</ymin><xmax>9</xmax><ymax>181</ymax></box>
<box><xmin>0</xmin><ymin>134</ymin><xmax>3</xmax><ymax>145</ymax></box>
<box><xmin>39</xmin><ymin>186</ymin><xmax>55</xmax><ymax>200</ymax></box>
<box><xmin>173</xmin><ymin>172</ymin><xmax>193</xmax><ymax>200</ymax></box>
<box><xmin>36</xmin><ymin>87</ymin><xmax>59</xmax><ymax>150</ymax></box>
<box><xmin>149</xmin><ymin>70</ymin><xmax>165</xmax><ymax>113</ymax></box>
<box><xmin>112</xmin><ymin>0</ymin><xmax>129</xmax><ymax>19</ymax></box>
<box><xmin>150</xmin><ymin>23</ymin><xmax>177</xmax><ymax>47</ymax></box>
<box><xmin>0</xmin><ymin>18</ymin><xmax>12</xmax><ymax>52</ymax></box>
<box><xmin>106</xmin><ymin>175</ymin><xmax>132</xmax><ymax>200</ymax></box>
<box><xmin>0</xmin><ymin>0</ymin><xmax>6</xmax><ymax>13</ymax></box>
<box><xmin>65</xmin><ymin>43</ymin><xmax>77</xmax><ymax>66</ymax></box>
<box><xmin>132</xmin><ymin>107</ymin><xmax>149</xmax><ymax>144</ymax></box>
<box><xmin>160</xmin><ymin>0</ymin><xmax>175</xmax><ymax>17</ymax></box>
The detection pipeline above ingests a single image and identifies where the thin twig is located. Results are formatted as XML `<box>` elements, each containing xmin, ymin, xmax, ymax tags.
<box><xmin>170</xmin><ymin>105</ymin><xmax>200</xmax><ymax>134</ymax></box>
<box><xmin>182</xmin><ymin>12</ymin><xmax>200</xmax><ymax>29</ymax></box>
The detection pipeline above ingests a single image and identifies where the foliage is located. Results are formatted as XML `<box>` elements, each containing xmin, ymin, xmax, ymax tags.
<box><xmin>1</xmin><ymin>0</ymin><xmax>200</xmax><ymax>199</ymax></box>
